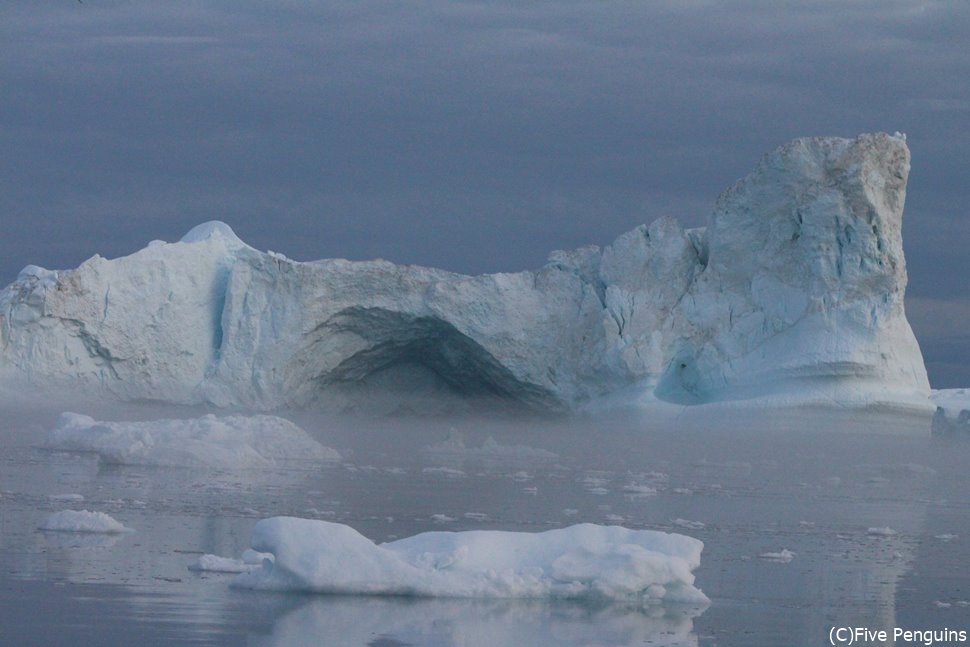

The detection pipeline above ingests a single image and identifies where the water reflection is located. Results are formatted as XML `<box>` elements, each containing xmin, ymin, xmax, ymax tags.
<box><xmin>251</xmin><ymin>596</ymin><xmax>705</xmax><ymax>647</ymax></box>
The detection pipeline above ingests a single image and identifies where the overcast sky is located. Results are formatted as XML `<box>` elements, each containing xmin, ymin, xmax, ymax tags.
<box><xmin>1</xmin><ymin>1</ymin><xmax>968</xmax><ymax>386</ymax></box>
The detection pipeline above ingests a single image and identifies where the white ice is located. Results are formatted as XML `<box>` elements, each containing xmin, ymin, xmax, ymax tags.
<box><xmin>40</xmin><ymin>510</ymin><xmax>133</xmax><ymax>534</ymax></box>
<box><xmin>759</xmin><ymin>549</ymin><xmax>795</xmax><ymax>563</ymax></box>
<box><xmin>47</xmin><ymin>412</ymin><xmax>340</xmax><ymax>469</ymax></box>
<box><xmin>233</xmin><ymin>517</ymin><xmax>708</xmax><ymax>604</ymax></box>
<box><xmin>189</xmin><ymin>549</ymin><xmax>272</xmax><ymax>573</ymax></box>
<box><xmin>0</xmin><ymin>133</ymin><xmax>935</xmax><ymax>414</ymax></box>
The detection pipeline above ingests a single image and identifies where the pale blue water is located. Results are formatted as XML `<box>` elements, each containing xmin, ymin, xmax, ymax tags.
<box><xmin>1</xmin><ymin>401</ymin><xmax>967</xmax><ymax>646</ymax></box>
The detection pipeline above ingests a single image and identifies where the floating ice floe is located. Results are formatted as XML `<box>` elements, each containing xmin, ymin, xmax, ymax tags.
<box><xmin>47</xmin><ymin>412</ymin><xmax>340</xmax><ymax>469</ymax></box>
<box><xmin>867</xmin><ymin>527</ymin><xmax>898</xmax><ymax>537</ymax></box>
<box><xmin>40</xmin><ymin>510</ymin><xmax>133</xmax><ymax>534</ymax></box>
<box><xmin>759</xmin><ymin>549</ymin><xmax>795</xmax><ymax>563</ymax></box>
<box><xmin>232</xmin><ymin>518</ymin><xmax>708</xmax><ymax>604</ymax></box>
<box><xmin>189</xmin><ymin>549</ymin><xmax>272</xmax><ymax>573</ymax></box>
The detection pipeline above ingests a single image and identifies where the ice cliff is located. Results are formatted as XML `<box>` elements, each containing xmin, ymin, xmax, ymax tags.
<box><xmin>0</xmin><ymin>134</ymin><xmax>932</xmax><ymax>412</ymax></box>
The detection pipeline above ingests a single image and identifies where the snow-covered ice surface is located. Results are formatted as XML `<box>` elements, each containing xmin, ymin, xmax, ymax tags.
<box><xmin>39</xmin><ymin>510</ymin><xmax>133</xmax><ymax>534</ymax></box>
<box><xmin>233</xmin><ymin>518</ymin><xmax>706</xmax><ymax>602</ymax></box>
<box><xmin>2</xmin><ymin>402</ymin><xmax>970</xmax><ymax>646</ymax></box>
<box><xmin>0</xmin><ymin>134</ymin><xmax>933</xmax><ymax>414</ymax></box>
<box><xmin>47</xmin><ymin>412</ymin><xmax>340</xmax><ymax>468</ymax></box>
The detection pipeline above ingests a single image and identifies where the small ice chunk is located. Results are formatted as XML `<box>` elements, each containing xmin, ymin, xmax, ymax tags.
<box><xmin>934</xmin><ymin>534</ymin><xmax>958</xmax><ymax>542</ymax></box>
<box><xmin>672</xmin><ymin>519</ymin><xmax>705</xmax><ymax>530</ymax></box>
<box><xmin>422</xmin><ymin>467</ymin><xmax>466</xmax><ymax>478</ymax></box>
<box><xmin>431</xmin><ymin>514</ymin><xmax>456</xmax><ymax>524</ymax></box>
<box><xmin>622</xmin><ymin>484</ymin><xmax>658</xmax><ymax>497</ymax></box>
<box><xmin>867</xmin><ymin>527</ymin><xmax>898</xmax><ymax>537</ymax></box>
<box><xmin>189</xmin><ymin>549</ymin><xmax>273</xmax><ymax>573</ymax></box>
<box><xmin>189</xmin><ymin>555</ymin><xmax>255</xmax><ymax>573</ymax></box>
<box><xmin>233</xmin><ymin>518</ymin><xmax>708</xmax><ymax>603</ymax></box>
<box><xmin>759</xmin><ymin>549</ymin><xmax>795</xmax><ymax>563</ymax></box>
<box><xmin>40</xmin><ymin>510</ymin><xmax>133</xmax><ymax>534</ymax></box>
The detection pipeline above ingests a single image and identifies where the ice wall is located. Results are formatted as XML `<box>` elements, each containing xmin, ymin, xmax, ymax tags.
<box><xmin>0</xmin><ymin>134</ymin><xmax>931</xmax><ymax>412</ymax></box>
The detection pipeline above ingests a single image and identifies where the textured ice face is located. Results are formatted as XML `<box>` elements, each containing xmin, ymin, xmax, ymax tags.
<box><xmin>0</xmin><ymin>134</ymin><xmax>932</xmax><ymax>413</ymax></box>
<box><xmin>233</xmin><ymin>517</ymin><xmax>708</xmax><ymax>603</ymax></box>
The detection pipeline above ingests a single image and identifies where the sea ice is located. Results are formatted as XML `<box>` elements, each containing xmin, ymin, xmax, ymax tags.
<box><xmin>759</xmin><ymin>549</ymin><xmax>795</xmax><ymax>563</ymax></box>
<box><xmin>47</xmin><ymin>412</ymin><xmax>340</xmax><ymax>469</ymax></box>
<box><xmin>40</xmin><ymin>510</ymin><xmax>133</xmax><ymax>534</ymax></box>
<box><xmin>233</xmin><ymin>518</ymin><xmax>708</xmax><ymax>603</ymax></box>
<box><xmin>189</xmin><ymin>549</ymin><xmax>272</xmax><ymax>573</ymax></box>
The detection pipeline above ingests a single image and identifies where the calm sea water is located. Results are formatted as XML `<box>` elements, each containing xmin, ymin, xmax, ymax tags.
<box><xmin>1</xmin><ymin>400</ymin><xmax>967</xmax><ymax>646</ymax></box>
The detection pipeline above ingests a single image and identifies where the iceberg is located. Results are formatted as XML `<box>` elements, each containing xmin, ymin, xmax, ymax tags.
<box><xmin>47</xmin><ymin>412</ymin><xmax>340</xmax><ymax>468</ymax></box>
<box><xmin>188</xmin><ymin>549</ymin><xmax>272</xmax><ymax>573</ymax></box>
<box><xmin>0</xmin><ymin>133</ymin><xmax>932</xmax><ymax>412</ymax></box>
<box><xmin>40</xmin><ymin>510</ymin><xmax>133</xmax><ymax>534</ymax></box>
<box><xmin>232</xmin><ymin>518</ymin><xmax>708</xmax><ymax>603</ymax></box>
<box><xmin>931</xmin><ymin>389</ymin><xmax>970</xmax><ymax>433</ymax></box>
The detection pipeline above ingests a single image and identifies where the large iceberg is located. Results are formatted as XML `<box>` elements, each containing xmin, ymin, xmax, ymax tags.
<box><xmin>0</xmin><ymin>133</ymin><xmax>931</xmax><ymax>412</ymax></box>
<box><xmin>232</xmin><ymin>518</ymin><xmax>708</xmax><ymax>603</ymax></box>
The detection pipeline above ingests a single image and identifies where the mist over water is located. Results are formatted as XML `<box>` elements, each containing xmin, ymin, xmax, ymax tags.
<box><xmin>1</xmin><ymin>393</ymin><xmax>968</xmax><ymax>646</ymax></box>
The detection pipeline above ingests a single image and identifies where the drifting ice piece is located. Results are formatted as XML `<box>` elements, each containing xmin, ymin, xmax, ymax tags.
<box><xmin>40</xmin><ymin>510</ymin><xmax>133</xmax><ymax>534</ymax></box>
<box><xmin>48</xmin><ymin>412</ymin><xmax>340</xmax><ymax>468</ymax></box>
<box><xmin>233</xmin><ymin>517</ymin><xmax>708</xmax><ymax>603</ymax></box>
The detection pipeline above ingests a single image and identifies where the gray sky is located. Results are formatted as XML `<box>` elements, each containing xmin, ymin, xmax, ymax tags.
<box><xmin>1</xmin><ymin>1</ymin><xmax>968</xmax><ymax>386</ymax></box>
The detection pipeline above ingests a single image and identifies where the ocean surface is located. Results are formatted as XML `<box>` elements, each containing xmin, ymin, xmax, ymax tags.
<box><xmin>1</xmin><ymin>400</ymin><xmax>968</xmax><ymax>646</ymax></box>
